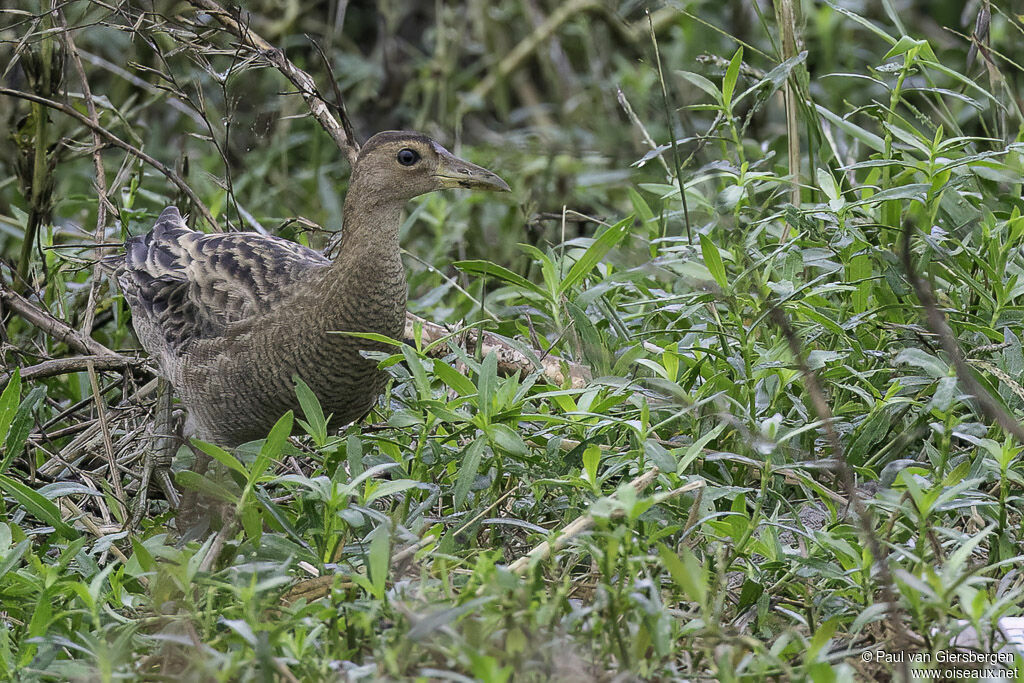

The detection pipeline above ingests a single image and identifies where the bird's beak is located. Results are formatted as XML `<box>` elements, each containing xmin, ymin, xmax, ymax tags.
<box><xmin>432</xmin><ymin>149</ymin><xmax>511</xmax><ymax>192</ymax></box>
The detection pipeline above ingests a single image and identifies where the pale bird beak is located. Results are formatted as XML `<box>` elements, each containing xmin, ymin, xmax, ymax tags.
<box><xmin>432</xmin><ymin>150</ymin><xmax>511</xmax><ymax>192</ymax></box>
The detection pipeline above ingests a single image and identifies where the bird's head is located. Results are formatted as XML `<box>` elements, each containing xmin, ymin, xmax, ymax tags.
<box><xmin>352</xmin><ymin>131</ymin><xmax>510</xmax><ymax>200</ymax></box>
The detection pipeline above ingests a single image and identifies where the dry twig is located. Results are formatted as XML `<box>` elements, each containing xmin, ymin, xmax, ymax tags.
<box><xmin>506</xmin><ymin>468</ymin><xmax>703</xmax><ymax>575</ymax></box>
<box><xmin>1</xmin><ymin>354</ymin><xmax>146</xmax><ymax>385</ymax></box>
<box><xmin>405</xmin><ymin>312</ymin><xmax>590</xmax><ymax>389</ymax></box>
<box><xmin>0</xmin><ymin>280</ymin><xmax>122</xmax><ymax>357</ymax></box>
<box><xmin>186</xmin><ymin>0</ymin><xmax>360</xmax><ymax>165</ymax></box>
<box><xmin>55</xmin><ymin>7</ymin><xmax>114</xmax><ymax>333</ymax></box>
<box><xmin>901</xmin><ymin>221</ymin><xmax>1024</xmax><ymax>443</ymax></box>
<box><xmin>0</xmin><ymin>86</ymin><xmax>221</xmax><ymax>231</ymax></box>
<box><xmin>769</xmin><ymin>304</ymin><xmax>910</xmax><ymax>673</ymax></box>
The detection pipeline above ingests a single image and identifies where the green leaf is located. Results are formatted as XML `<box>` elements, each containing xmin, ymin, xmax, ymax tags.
<box><xmin>518</xmin><ymin>243</ymin><xmax>560</xmax><ymax>297</ymax></box>
<box><xmin>251</xmin><ymin>411</ymin><xmax>293</xmax><ymax>487</ymax></box>
<box><xmin>366</xmin><ymin>526</ymin><xmax>390</xmax><ymax>600</ymax></box>
<box><xmin>328</xmin><ymin>330</ymin><xmax>403</xmax><ymax>347</ymax></box>
<box><xmin>241</xmin><ymin>503</ymin><xmax>262</xmax><ymax>543</ymax></box>
<box><xmin>846</xmin><ymin>183</ymin><xmax>931</xmax><ymax>207</ymax></box>
<box><xmin>814</xmin><ymin>104</ymin><xmax>885</xmax><ymax>152</ymax></box>
<box><xmin>736</xmin><ymin>578</ymin><xmax>764</xmax><ymax>612</ymax></box>
<box><xmin>453</xmin><ymin>260</ymin><xmax>548</xmax><ymax>300</ymax></box>
<box><xmin>293</xmin><ymin>375</ymin><xmax>327</xmax><ymax>446</ymax></box>
<box><xmin>883</xmin><ymin>35</ymin><xmax>925</xmax><ymax>61</ymax></box>
<box><xmin>192</xmin><ymin>439</ymin><xmax>247</xmax><ymax>477</ymax></box>
<box><xmin>1</xmin><ymin>385</ymin><xmax>45</xmax><ymax>475</ymax></box>
<box><xmin>130</xmin><ymin>536</ymin><xmax>155</xmax><ymax>573</ymax></box>
<box><xmin>628</xmin><ymin>187</ymin><xmax>655</xmax><ymax>225</ymax></box>
<box><xmin>658</xmin><ymin>543</ymin><xmax>707</xmax><ymax>606</ymax></box>
<box><xmin>262</xmin><ymin>410</ymin><xmax>294</xmax><ymax>460</ymax></box>
<box><xmin>432</xmin><ymin>359</ymin><xmax>477</xmax><ymax>396</ymax></box>
<box><xmin>347</xmin><ymin>433</ymin><xmax>364</xmax><ymax>479</ymax></box>
<box><xmin>675</xmin><ymin>70</ymin><xmax>721</xmax><ymax>102</ymax></box>
<box><xmin>175</xmin><ymin>471</ymin><xmax>239</xmax><ymax>504</ymax></box>
<box><xmin>0</xmin><ymin>370</ymin><xmax>21</xmax><ymax>447</ymax></box>
<box><xmin>0</xmin><ymin>474</ymin><xmax>76</xmax><ymax>539</ymax></box>
<box><xmin>582</xmin><ymin>445</ymin><xmax>601</xmax><ymax>487</ymax></box>
<box><xmin>402</xmin><ymin>345</ymin><xmax>432</xmax><ymax>399</ymax></box>
<box><xmin>477</xmin><ymin>352</ymin><xmax>498</xmax><ymax>422</ymax></box>
<box><xmin>0</xmin><ymin>539</ymin><xmax>29</xmax><ymax>579</ymax></box>
<box><xmin>489</xmin><ymin>423</ymin><xmax>527</xmax><ymax>458</ymax></box>
<box><xmin>678</xmin><ymin>423</ymin><xmax>726</xmax><ymax>473</ymax></box>
<box><xmin>816</xmin><ymin>167</ymin><xmax>839</xmax><ymax>201</ymax></box>
<box><xmin>364</xmin><ymin>479</ymin><xmax>419</xmax><ymax>504</ymax></box>
<box><xmin>700</xmin><ymin>233</ymin><xmax>728</xmax><ymax>289</ymax></box>
<box><xmin>722</xmin><ymin>47</ymin><xmax>743</xmax><ymax>110</ymax></box>
<box><xmin>453</xmin><ymin>437</ymin><xmax>486</xmax><ymax>509</ymax></box>
<box><xmin>559</xmin><ymin>216</ymin><xmax>633</xmax><ymax>295</ymax></box>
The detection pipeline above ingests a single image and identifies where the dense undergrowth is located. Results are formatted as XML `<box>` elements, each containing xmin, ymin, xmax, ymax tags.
<box><xmin>1</xmin><ymin>0</ymin><xmax>1024</xmax><ymax>680</ymax></box>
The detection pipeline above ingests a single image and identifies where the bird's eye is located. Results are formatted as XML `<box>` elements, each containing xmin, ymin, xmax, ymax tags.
<box><xmin>397</xmin><ymin>148</ymin><xmax>420</xmax><ymax>166</ymax></box>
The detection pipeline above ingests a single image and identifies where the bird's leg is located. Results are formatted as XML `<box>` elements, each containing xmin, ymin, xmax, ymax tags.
<box><xmin>175</xmin><ymin>441</ymin><xmax>213</xmax><ymax>537</ymax></box>
<box><xmin>131</xmin><ymin>377</ymin><xmax>180</xmax><ymax>527</ymax></box>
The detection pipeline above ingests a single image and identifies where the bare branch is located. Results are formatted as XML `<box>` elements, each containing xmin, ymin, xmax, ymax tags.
<box><xmin>186</xmin><ymin>0</ymin><xmax>360</xmax><ymax>165</ymax></box>
<box><xmin>404</xmin><ymin>312</ymin><xmax>591</xmax><ymax>389</ymax></box>
<box><xmin>0</xmin><ymin>280</ymin><xmax>121</xmax><ymax>358</ymax></box>
<box><xmin>0</xmin><ymin>86</ymin><xmax>222</xmax><ymax>232</ymax></box>
<box><xmin>2</xmin><ymin>355</ymin><xmax>146</xmax><ymax>385</ymax></box>
<box><xmin>901</xmin><ymin>222</ymin><xmax>1024</xmax><ymax>442</ymax></box>
<box><xmin>769</xmin><ymin>303</ymin><xmax>910</xmax><ymax>668</ymax></box>
<box><xmin>55</xmin><ymin>7</ymin><xmax>113</xmax><ymax>333</ymax></box>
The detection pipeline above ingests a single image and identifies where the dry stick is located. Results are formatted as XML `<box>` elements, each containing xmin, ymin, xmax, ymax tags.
<box><xmin>624</xmin><ymin>6</ymin><xmax>680</xmax><ymax>44</ymax></box>
<box><xmin>55</xmin><ymin>7</ymin><xmax>112</xmax><ymax>333</ymax></box>
<box><xmin>404</xmin><ymin>312</ymin><xmax>590</xmax><ymax>389</ymax></box>
<box><xmin>198</xmin><ymin>519</ymin><xmax>237</xmax><ymax>574</ymax></box>
<box><xmin>505</xmin><ymin>469</ymin><xmax>702</xmax><ymax>575</ymax></box>
<box><xmin>186</xmin><ymin>0</ymin><xmax>359</xmax><ymax>165</ymax></box>
<box><xmin>768</xmin><ymin>305</ymin><xmax>910</xmax><ymax>679</ymax></box>
<box><xmin>86</xmin><ymin>359</ymin><xmax>127</xmax><ymax>512</ymax></box>
<box><xmin>0</xmin><ymin>86</ymin><xmax>221</xmax><ymax>232</ymax></box>
<box><xmin>61</xmin><ymin>497</ymin><xmax>133</xmax><ymax>567</ymax></box>
<box><xmin>616</xmin><ymin>87</ymin><xmax>671</xmax><ymax>177</ymax></box>
<box><xmin>1</xmin><ymin>354</ymin><xmax>145</xmax><ymax>385</ymax></box>
<box><xmin>901</xmin><ymin>223</ymin><xmax>1024</xmax><ymax>442</ymax></box>
<box><xmin>0</xmin><ymin>280</ymin><xmax>120</xmax><ymax>358</ymax></box>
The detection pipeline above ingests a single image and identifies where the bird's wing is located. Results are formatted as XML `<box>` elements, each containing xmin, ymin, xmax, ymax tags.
<box><xmin>118</xmin><ymin>206</ymin><xmax>330</xmax><ymax>352</ymax></box>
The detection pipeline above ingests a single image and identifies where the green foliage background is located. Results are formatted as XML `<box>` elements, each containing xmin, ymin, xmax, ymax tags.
<box><xmin>1</xmin><ymin>0</ymin><xmax>1024</xmax><ymax>680</ymax></box>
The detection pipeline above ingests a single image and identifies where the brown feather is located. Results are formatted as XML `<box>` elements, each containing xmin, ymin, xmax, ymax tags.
<box><xmin>118</xmin><ymin>131</ymin><xmax>509</xmax><ymax>446</ymax></box>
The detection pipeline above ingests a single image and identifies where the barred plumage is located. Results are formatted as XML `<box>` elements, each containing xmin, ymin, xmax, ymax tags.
<box><xmin>117</xmin><ymin>131</ymin><xmax>509</xmax><ymax>447</ymax></box>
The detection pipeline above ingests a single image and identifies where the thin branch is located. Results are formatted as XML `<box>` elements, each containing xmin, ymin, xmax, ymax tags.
<box><xmin>404</xmin><ymin>312</ymin><xmax>590</xmax><ymax>389</ymax></box>
<box><xmin>0</xmin><ymin>86</ymin><xmax>221</xmax><ymax>232</ymax></box>
<box><xmin>186</xmin><ymin>0</ymin><xmax>360</xmax><ymax>165</ymax></box>
<box><xmin>55</xmin><ymin>7</ymin><xmax>113</xmax><ymax>333</ymax></box>
<box><xmin>86</xmin><ymin>359</ymin><xmax>126</xmax><ymax>512</ymax></box>
<box><xmin>768</xmin><ymin>303</ymin><xmax>910</xmax><ymax>670</ymax></box>
<box><xmin>0</xmin><ymin>280</ymin><xmax>121</xmax><ymax>358</ymax></box>
<box><xmin>901</xmin><ymin>222</ymin><xmax>1024</xmax><ymax>442</ymax></box>
<box><xmin>648</xmin><ymin>11</ymin><xmax>692</xmax><ymax>242</ymax></box>
<box><xmin>1</xmin><ymin>354</ymin><xmax>145</xmax><ymax>385</ymax></box>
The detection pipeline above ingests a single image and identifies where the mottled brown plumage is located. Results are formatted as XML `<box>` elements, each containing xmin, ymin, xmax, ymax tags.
<box><xmin>118</xmin><ymin>131</ymin><xmax>509</xmax><ymax>446</ymax></box>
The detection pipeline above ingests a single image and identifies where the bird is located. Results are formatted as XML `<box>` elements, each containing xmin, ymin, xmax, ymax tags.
<box><xmin>117</xmin><ymin>131</ymin><xmax>510</xmax><ymax>449</ymax></box>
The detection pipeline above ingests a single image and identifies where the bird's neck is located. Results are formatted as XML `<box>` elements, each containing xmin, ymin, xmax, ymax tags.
<box><xmin>335</xmin><ymin>177</ymin><xmax>406</xmax><ymax>260</ymax></box>
<box><xmin>316</xmin><ymin>178</ymin><xmax>408</xmax><ymax>339</ymax></box>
